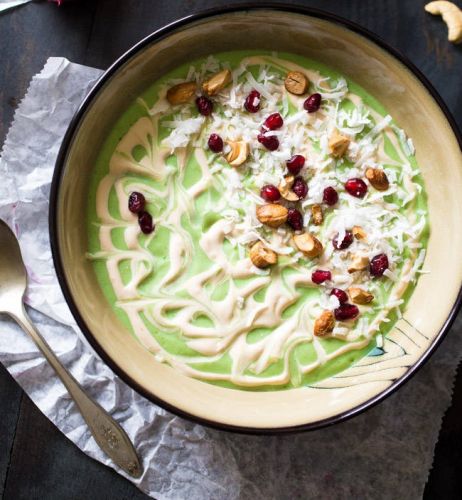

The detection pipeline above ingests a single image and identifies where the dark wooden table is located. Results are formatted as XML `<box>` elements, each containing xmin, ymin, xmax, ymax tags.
<box><xmin>0</xmin><ymin>0</ymin><xmax>461</xmax><ymax>498</ymax></box>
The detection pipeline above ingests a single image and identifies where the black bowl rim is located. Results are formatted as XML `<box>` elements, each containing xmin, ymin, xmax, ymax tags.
<box><xmin>49</xmin><ymin>2</ymin><xmax>462</xmax><ymax>435</ymax></box>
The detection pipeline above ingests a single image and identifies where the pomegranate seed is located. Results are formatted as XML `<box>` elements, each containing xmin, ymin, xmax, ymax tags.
<box><xmin>208</xmin><ymin>133</ymin><xmax>223</xmax><ymax>153</ymax></box>
<box><xmin>196</xmin><ymin>96</ymin><xmax>213</xmax><ymax>116</ymax></box>
<box><xmin>303</xmin><ymin>93</ymin><xmax>322</xmax><ymax>113</ymax></box>
<box><xmin>345</xmin><ymin>178</ymin><xmax>368</xmax><ymax>198</ymax></box>
<box><xmin>138</xmin><ymin>211</ymin><xmax>154</xmax><ymax>234</ymax></box>
<box><xmin>287</xmin><ymin>207</ymin><xmax>303</xmax><ymax>230</ymax></box>
<box><xmin>333</xmin><ymin>231</ymin><xmax>354</xmax><ymax>250</ymax></box>
<box><xmin>260</xmin><ymin>184</ymin><xmax>281</xmax><ymax>202</ymax></box>
<box><xmin>323</xmin><ymin>186</ymin><xmax>339</xmax><ymax>206</ymax></box>
<box><xmin>370</xmin><ymin>253</ymin><xmax>389</xmax><ymax>277</ymax></box>
<box><xmin>330</xmin><ymin>288</ymin><xmax>348</xmax><ymax>304</ymax></box>
<box><xmin>292</xmin><ymin>176</ymin><xmax>308</xmax><ymax>199</ymax></box>
<box><xmin>286</xmin><ymin>154</ymin><xmax>305</xmax><ymax>175</ymax></box>
<box><xmin>244</xmin><ymin>89</ymin><xmax>261</xmax><ymax>113</ymax></box>
<box><xmin>334</xmin><ymin>303</ymin><xmax>359</xmax><ymax>321</ymax></box>
<box><xmin>257</xmin><ymin>132</ymin><xmax>279</xmax><ymax>151</ymax></box>
<box><xmin>128</xmin><ymin>192</ymin><xmax>145</xmax><ymax>214</ymax></box>
<box><xmin>312</xmin><ymin>270</ymin><xmax>332</xmax><ymax>284</ymax></box>
<box><xmin>263</xmin><ymin>112</ymin><xmax>283</xmax><ymax>130</ymax></box>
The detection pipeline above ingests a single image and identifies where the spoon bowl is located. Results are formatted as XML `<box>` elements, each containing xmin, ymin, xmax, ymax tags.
<box><xmin>0</xmin><ymin>220</ymin><xmax>27</xmax><ymax>313</ymax></box>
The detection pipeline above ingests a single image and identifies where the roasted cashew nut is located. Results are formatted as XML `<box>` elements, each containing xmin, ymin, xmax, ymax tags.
<box><xmin>225</xmin><ymin>141</ymin><xmax>249</xmax><ymax>167</ymax></box>
<box><xmin>425</xmin><ymin>1</ymin><xmax>462</xmax><ymax>43</ymax></box>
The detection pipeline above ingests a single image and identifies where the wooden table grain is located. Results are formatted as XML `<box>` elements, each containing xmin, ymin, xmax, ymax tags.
<box><xmin>0</xmin><ymin>1</ymin><xmax>461</xmax><ymax>498</ymax></box>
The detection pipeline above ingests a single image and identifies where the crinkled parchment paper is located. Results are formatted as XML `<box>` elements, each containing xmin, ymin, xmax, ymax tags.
<box><xmin>0</xmin><ymin>57</ymin><xmax>461</xmax><ymax>499</ymax></box>
<box><xmin>0</xmin><ymin>0</ymin><xmax>33</xmax><ymax>14</ymax></box>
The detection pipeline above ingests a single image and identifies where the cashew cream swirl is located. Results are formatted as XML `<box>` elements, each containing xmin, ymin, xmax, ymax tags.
<box><xmin>87</xmin><ymin>52</ymin><xmax>428</xmax><ymax>389</ymax></box>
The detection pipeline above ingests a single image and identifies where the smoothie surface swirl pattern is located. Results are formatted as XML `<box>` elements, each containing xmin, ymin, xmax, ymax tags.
<box><xmin>87</xmin><ymin>51</ymin><xmax>428</xmax><ymax>390</ymax></box>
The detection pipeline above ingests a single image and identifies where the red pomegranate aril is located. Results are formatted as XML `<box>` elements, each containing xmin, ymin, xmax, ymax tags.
<box><xmin>287</xmin><ymin>207</ymin><xmax>303</xmax><ymax>230</ymax></box>
<box><xmin>128</xmin><ymin>192</ymin><xmax>145</xmax><ymax>214</ymax></box>
<box><xmin>330</xmin><ymin>288</ymin><xmax>348</xmax><ymax>304</ymax></box>
<box><xmin>260</xmin><ymin>184</ymin><xmax>281</xmax><ymax>202</ymax></box>
<box><xmin>208</xmin><ymin>133</ymin><xmax>223</xmax><ymax>153</ymax></box>
<box><xmin>334</xmin><ymin>303</ymin><xmax>359</xmax><ymax>321</ymax></box>
<box><xmin>312</xmin><ymin>270</ymin><xmax>332</xmax><ymax>284</ymax></box>
<box><xmin>323</xmin><ymin>186</ymin><xmax>339</xmax><ymax>206</ymax></box>
<box><xmin>244</xmin><ymin>89</ymin><xmax>261</xmax><ymax>113</ymax></box>
<box><xmin>370</xmin><ymin>253</ymin><xmax>389</xmax><ymax>277</ymax></box>
<box><xmin>196</xmin><ymin>96</ymin><xmax>213</xmax><ymax>116</ymax></box>
<box><xmin>138</xmin><ymin>211</ymin><xmax>154</xmax><ymax>234</ymax></box>
<box><xmin>345</xmin><ymin>178</ymin><xmax>368</xmax><ymax>198</ymax></box>
<box><xmin>333</xmin><ymin>231</ymin><xmax>354</xmax><ymax>250</ymax></box>
<box><xmin>263</xmin><ymin>112</ymin><xmax>284</xmax><ymax>130</ymax></box>
<box><xmin>292</xmin><ymin>176</ymin><xmax>308</xmax><ymax>199</ymax></box>
<box><xmin>303</xmin><ymin>93</ymin><xmax>322</xmax><ymax>113</ymax></box>
<box><xmin>286</xmin><ymin>154</ymin><xmax>305</xmax><ymax>175</ymax></box>
<box><xmin>257</xmin><ymin>132</ymin><xmax>279</xmax><ymax>151</ymax></box>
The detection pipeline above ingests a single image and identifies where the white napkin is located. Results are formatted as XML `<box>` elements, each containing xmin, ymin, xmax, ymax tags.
<box><xmin>0</xmin><ymin>57</ymin><xmax>461</xmax><ymax>500</ymax></box>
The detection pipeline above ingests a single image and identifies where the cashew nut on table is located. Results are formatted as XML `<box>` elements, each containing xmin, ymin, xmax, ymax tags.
<box><xmin>425</xmin><ymin>1</ymin><xmax>462</xmax><ymax>43</ymax></box>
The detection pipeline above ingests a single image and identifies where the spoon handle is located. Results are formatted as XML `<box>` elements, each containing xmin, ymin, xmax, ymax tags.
<box><xmin>11</xmin><ymin>304</ymin><xmax>142</xmax><ymax>478</ymax></box>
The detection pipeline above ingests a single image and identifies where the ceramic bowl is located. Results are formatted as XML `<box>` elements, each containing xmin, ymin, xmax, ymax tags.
<box><xmin>50</xmin><ymin>5</ymin><xmax>462</xmax><ymax>433</ymax></box>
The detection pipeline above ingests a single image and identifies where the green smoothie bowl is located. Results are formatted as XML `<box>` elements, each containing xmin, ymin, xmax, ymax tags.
<box><xmin>49</xmin><ymin>5</ymin><xmax>462</xmax><ymax>433</ymax></box>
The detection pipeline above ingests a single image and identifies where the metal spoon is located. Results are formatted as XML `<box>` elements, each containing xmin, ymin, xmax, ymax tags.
<box><xmin>0</xmin><ymin>219</ymin><xmax>142</xmax><ymax>478</ymax></box>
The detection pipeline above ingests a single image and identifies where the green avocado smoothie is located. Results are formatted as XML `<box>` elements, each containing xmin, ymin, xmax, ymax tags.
<box><xmin>87</xmin><ymin>51</ymin><xmax>429</xmax><ymax>391</ymax></box>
